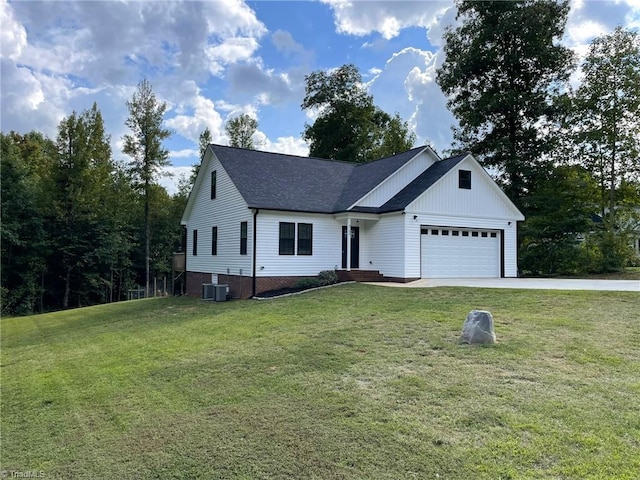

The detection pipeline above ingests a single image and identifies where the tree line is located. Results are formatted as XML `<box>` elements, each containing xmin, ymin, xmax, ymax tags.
<box><xmin>437</xmin><ymin>1</ymin><xmax>639</xmax><ymax>275</ymax></box>
<box><xmin>2</xmin><ymin>0</ymin><xmax>639</xmax><ymax>315</ymax></box>
<box><xmin>1</xmin><ymin>84</ymin><xmax>186</xmax><ymax>315</ymax></box>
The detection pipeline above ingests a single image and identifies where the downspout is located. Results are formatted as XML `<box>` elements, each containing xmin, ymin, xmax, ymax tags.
<box><xmin>252</xmin><ymin>209</ymin><xmax>259</xmax><ymax>297</ymax></box>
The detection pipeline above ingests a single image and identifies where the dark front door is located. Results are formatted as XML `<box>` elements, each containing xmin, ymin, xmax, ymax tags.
<box><xmin>342</xmin><ymin>226</ymin><xmax>360</xmax><ymax>269</ymax></box>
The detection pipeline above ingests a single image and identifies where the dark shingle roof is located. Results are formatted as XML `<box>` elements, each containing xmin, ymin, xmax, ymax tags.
<box><xmin>210</xmin><ymin>144</ymin><xmax>461</xmax><ymax>214</ymax></box>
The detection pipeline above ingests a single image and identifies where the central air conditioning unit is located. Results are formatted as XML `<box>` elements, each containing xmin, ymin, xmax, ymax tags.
<box><xmin>202</xmin><ymin>283</ymin><xmax>215</xmax><ymax>300</ymax></box>
<box><xmin>214</xmin><ymin>284</ymin><xmax>228</xmax><ymax>302</ymax></box>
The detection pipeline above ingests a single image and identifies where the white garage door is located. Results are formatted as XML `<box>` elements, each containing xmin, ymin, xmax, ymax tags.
<box><xmin>420</xmin><ymin>227</ymin><xmax>500</xmax><ymax>278</ymax></box>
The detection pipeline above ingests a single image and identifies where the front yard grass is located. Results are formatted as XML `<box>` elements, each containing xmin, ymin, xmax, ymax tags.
<box><xmin>2</xmin><ymin>284</ymin><xmax>639</xmax><ymax>479</ymax></box>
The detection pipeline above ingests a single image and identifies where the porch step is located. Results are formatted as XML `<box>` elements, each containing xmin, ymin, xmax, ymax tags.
<box><xmin>337</xmin><ymin>269</ymin><xmax>386</xmax><ymax>283</ymax></box>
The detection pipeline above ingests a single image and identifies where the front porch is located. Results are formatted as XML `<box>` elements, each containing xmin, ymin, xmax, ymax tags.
<box><xmin>336</xmin><ymin>269</ymin><xmax>386</xmax><ymax>283</ymax></box>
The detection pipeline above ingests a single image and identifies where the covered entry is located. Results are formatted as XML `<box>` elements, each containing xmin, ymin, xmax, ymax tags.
<box><xmin>420</xmin><ymin>226</ymin><xmax>501</xmax><ymax>278</ymax></box>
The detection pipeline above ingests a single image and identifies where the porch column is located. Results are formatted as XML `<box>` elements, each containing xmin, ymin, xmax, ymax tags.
<box><xmin>346</xmin><ymin>217</ymin><xmax>352</xmax><ymax>271</ymax></box>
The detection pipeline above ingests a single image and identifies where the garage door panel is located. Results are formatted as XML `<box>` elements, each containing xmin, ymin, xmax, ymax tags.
<box><xmin>420</xmin><ymin>227</ymin><xmax>500</xmax><ymax>278</ymax></box>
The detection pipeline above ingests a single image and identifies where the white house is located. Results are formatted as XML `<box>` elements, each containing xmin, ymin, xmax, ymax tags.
<box><xmin>181</xmin><ymin>144</ymin><xmax>525</xmax><ymax>298</ymax></box>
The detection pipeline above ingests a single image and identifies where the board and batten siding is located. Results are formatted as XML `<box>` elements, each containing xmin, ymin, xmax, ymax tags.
<box><xmin>255</xmin><ymin>211</ymin><xmax>343</xmax><ymax>276</ymax></box>
<box><xmin>366</xmin><ymin>213</ymin><xmax>406</xmax><ymax>278</ymax></box>
<box><xmin>411</xmin><ymin>158</ymin><xmax>521</xmax><ymax>221</ymax></box>
<box><xmin>354</xmin><ymin>150</ymin><xmax>437</xmax><ymax>208</ymax></box>
<box><xmin>404</xmin><ymin>158</ymin><xmax>523</xmax><ymax>278</ymax></box>
<box><xmin>185</xmin><ymin>152</ymin><xmax>253</xmax><ymax>277</ymax></box>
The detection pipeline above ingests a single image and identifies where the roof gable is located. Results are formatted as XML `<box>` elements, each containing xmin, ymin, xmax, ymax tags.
<box><xmin>207</xmin><ymin>144</ymin><xmax>424</xmax><ymax>214</ymax></box>
<box><xmin>405</xmin><ymin>155</ymin><xmax>525</xmax><ymax>220</ymax></box>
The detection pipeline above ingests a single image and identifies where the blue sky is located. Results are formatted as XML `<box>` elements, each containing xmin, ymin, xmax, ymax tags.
<box><xmin>2</xmin><ymin>0</ymin><xmax>639</xmax><ymax>193</ymax></box>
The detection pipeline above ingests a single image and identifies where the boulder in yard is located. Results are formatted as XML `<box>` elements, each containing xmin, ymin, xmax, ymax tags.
<box><xmin>460</xmin><ymin>310</ymin><xmax>496</xmax><ymax>345</ymax></box>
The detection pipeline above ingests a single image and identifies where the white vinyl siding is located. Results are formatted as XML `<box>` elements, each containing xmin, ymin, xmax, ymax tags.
<box><xmin>256</xmin><ymin>211</ymin><xmax>341</xmax><ymax>276</ymax></box>
<box><xmin>410</xmin><ymin>159</ymin><xmax>521</xmax><ymax>221</ymax></box>
<box><xmin>184</xmin><ymin>152</ymin><xmax>253</xmax><ymax>276</ymax></box>
<box><xmin>366</xmin><ymin>213</ymin><xmax>405</xmax><ymax>278</ymax></box>
<box><xmin>354</xmin><ymin>150</ymin><xmax>437</xmax><ymax>208</ymax></box>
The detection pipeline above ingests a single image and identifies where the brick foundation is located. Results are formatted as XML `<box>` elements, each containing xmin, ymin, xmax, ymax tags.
<box><xmin>186</xmin><ymin>271</ymin><xmax>415</xmax><ymax>299</ymax></box>
<box><xmin>186</xmin><ymin>271</ymin><xmax>313</xmax><ymax>299</ymax></box>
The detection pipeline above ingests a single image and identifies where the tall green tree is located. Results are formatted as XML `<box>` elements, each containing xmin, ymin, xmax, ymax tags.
<box><xmin>122</xmin><ymin>79</ymin><xmax>171</xmax><ymax>297</ymax></box>
<box><xmin>52</xmin><ymin>104</ymin><xmax>117</xmax><ymax>308</ymax></box>
<box><xmin>436</xmin><ymin>0</ymin><xmax>575</xmax><ymax>205</ymax></box>
<box><xmin>188</xmin><ymin>127</ymin><xmax>212</xmax><ymax>185</ymax></box>
<box><xmin>302</xmin><ymin>64</ymin><xmax>415</xmax><ymax>162</ymax></box>
<box><xmin>0</xmin><ymin>132</ymin><xmax>55</xmax><ymax>314</ymax></box>
<box><xmin>225</xmin><ymin>114</ymin><xmax>258</xmax><ymax>149</ymax></box>
<box><xmin>572</xmin><ymin>27</ymin><xmax>640</xmax><ymax>230</ymax></box>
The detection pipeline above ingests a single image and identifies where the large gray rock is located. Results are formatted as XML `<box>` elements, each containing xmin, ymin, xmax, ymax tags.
<box><xmin>460</xmin><ymin>310</ymin><xmax>496</xmax><ymax>345</ymax></box>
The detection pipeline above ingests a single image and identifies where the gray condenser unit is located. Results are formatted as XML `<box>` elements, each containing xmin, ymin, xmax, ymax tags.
<box><xmin>214</xmin><ymin>284</ymin><xmax>228</xmax><ymax>302</ymax></box>
<box><xmin>202</xmin><ymin>283</ymin><xmax>215</xmax><ymax>300</ymax></box>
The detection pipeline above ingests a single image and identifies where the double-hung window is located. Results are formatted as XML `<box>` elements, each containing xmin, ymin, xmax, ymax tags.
<box><xmin>297</xmin><ymin>223</ymin><xmax>313</xmax><ymax>255</ymax></box>
<box><xmin>279</xmin><ymin>222</ymin><xmax>295</xmax><ymax>255</ymax></box>
<box><xmin>279</xmin><ymin>222</ymin><xmax>313</xmax><ymax>255</ymax></box>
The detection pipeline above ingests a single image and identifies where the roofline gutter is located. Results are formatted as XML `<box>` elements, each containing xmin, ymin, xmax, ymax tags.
<box><xmin>252</xmin><ymin>208</ymin><xmax>259</xmax><ymax>298</ymax></box>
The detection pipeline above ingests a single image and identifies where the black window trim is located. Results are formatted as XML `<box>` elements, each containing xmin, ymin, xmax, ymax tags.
<box><xmin>459</xmin><ymin>169</ymin><xmax>471</xmax><ymax>189</ymax></box>
<box><xmin>211</xmin><ymin>170</ymin><xmax>217</xmax><ymax>199</ymax></box>
<box><xmin>240</xmin><ymin>221</ymin><xmax>248</xmax><ymax>255</ymax></box>
<box><xmin>192</xmin><ymin>229</ymin><xmax>198</xmax><ymax>256</ymax></box>
<box><xmin>297</xmin><ymin>223</ymin><xmax>313</xmax><ymax>256</ymax></box>
<box><xmin>279</xmin><ymin>222</ymin><xmax>295</xmax><ymax>255</ymax></box>
<box><xmin>212</xmin><ymin>226</ymin><xmax>218</xmax><ymax>256</ymax></box>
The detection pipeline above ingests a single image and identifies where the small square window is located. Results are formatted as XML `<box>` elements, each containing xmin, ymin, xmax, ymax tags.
<box><xmin>459</xmin><ymin>170</ymin><xmax>471</xmax><ymax>189</ymax></box>
<box><xmin>421</xmin><ymin>228</ymin><xmax>429</xmax><ymax>235</ymax></box>
<box><xmin>442</xmin><ymin>230</ymin><xmax>449</xmax><ymax>236</ymax></box>
<box><xmin>481</xmin><ymin>232</ymin><xmax>488</xmax><ymax>238</ymax></box>
<box><xmin>452</xmin><ymin>230</ymin><xmax>459</xmax><ymax>236</ymax></box>
<box><xmin>472</xmin><ymin>231</ymin><xmax>479</xmax><ymax>237</ymax></box>
<box><xmin>432</xmin><ymin>229</ymin><xmax>439</xmax><ymax>235</ymax></box>
<box><xmin>462</xmin><ymin>231</ymin><xmax>469</xmax><ymax>237</ymax></box>
<box><xmin>491</xmin><ymin>232</ymin><xmax>497</xmax><ymax>238</ymax></box>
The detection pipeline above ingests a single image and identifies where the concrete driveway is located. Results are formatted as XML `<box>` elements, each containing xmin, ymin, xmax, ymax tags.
<box><xmin>367</xmin><ymin>277</ymin><xmax>640</xmax><ymax>292</ymax></box>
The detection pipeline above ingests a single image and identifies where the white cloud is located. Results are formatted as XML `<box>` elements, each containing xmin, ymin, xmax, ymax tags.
<box><xmin>164</xmin><ymin>81</ymin><xmax>226</xmax><ymax>144</ymax></box>
<box><xmin>261</xmin><ymin>136</ymin><xmax>310</xmax><ymax>157</ymax></box>
<box><xmin>0</xmin><ymin>0</ymin><xmax>27</xmax><ymax>59</ymax></box>
<box><xmin>322</xmin><ymin>0</ymin><xmax>453</xmax><ymax>40</ymax></box>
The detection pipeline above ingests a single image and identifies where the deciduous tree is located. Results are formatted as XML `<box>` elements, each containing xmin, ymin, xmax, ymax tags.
<box><xmin>122</xmin><ymin>79</ymin><xmax>171</xmax><ymax>297</ymax></box>
<box><xmin>436</xmin><ymin>0</ymin><xmax>575</xmax><ymax>205</ymax></box>
<box><xmin>572</xmin><ymin>27</ymin><xmax>640</xmax><ymax>232</ymax></box>
<box><xmin>302</xmin><ymin>64</ymin><xmax>415</xmax><ymax>162</ymax></box>
<box><xmin>225</xmin><ymin>114</ymin><xmax>258</xmax><ymax>149</ymax></box>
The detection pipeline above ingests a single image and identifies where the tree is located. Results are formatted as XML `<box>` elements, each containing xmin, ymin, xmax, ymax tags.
<box><xmin>122</xmin><ymin>79</ymin><xmax>171</xmax><ymax>297</ymax></box>
<box><xmin>436</xmin><ymin>0</ymin><xmax>575</xmax><ymax>205</ymax></box>
<box><xmin>189</xmin><ymin>127</ymin><xmax>212</xmax><ymax>185</ymax></box>
<box><xmin>302</xmin><ymin>64</ymin><xmax>415</xmax><ymax>162</ymax></box>
<box><xmin>199</xmin><ymin>127</ymin><xmax>212</xmax><ymax>158</ymax></box>
<box><xmin>225</xmin><ymin>114</ymin><xmax>258</xmax><ymax>149</ymax></box>
<box><xmin>52</xmin><ymin>104</ymin><xmax>118</xmax><ymax>308</ymax></box>
<box><xmin>519</xmin><ymin>165</ymin><xmax>599</xmax><ymax>275</ymax></box>
<box><xmin>1</xmin><ymin>133</ymin><xmax>50</xmax><ymax>314</ymax></box>
<box><xmin>572</xmin><ymin>27</ymin><xmax>640</xmax><ymax>237</ymax></box>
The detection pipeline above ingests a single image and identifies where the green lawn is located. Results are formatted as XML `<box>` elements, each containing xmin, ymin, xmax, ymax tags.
<box><xmin>2</xmin><ymin>284</ymin><xmax>639</xmax><ymax>479</ymax></box>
